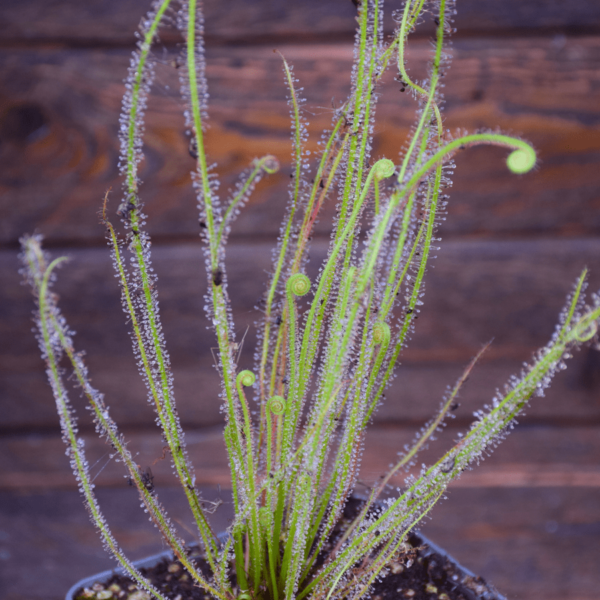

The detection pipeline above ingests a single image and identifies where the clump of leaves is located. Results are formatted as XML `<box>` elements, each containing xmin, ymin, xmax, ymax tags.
<box><xmin>20</xmin><ymin>1</ymin><xmax>600</xmax><ymax>600</ymax></box>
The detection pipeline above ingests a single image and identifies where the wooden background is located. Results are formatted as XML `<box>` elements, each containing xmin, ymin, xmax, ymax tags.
<box><xmin>1</xmin><ymin>1</ymin><xmax>599</xmax><ymax>598</ymax></box>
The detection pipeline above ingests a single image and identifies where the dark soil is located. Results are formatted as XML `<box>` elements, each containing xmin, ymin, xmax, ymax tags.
<box><xmin>74</xmin><ymin>499</ymin><xmax>502</xmax><ymax>600</ymax></box>
<box><xmin>368</xmin><ymin>533</ymin><xmax>499</xmax><ymax>600</ymax></box>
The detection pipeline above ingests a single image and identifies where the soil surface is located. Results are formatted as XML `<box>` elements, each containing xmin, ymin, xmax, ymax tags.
<box><xmin>74</xmin><ymin>499</ymin><xmax>502</xmax><ymax>600</ymax></box>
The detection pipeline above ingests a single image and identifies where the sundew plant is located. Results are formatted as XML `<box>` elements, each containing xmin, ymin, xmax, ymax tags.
<box><xmin>21</xmin><ymin>1</ymin><xmax>600</xmax><ymax>599</ymax></box>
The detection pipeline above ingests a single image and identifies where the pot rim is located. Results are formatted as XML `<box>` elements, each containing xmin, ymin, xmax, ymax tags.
<box><xmin>65</xmin><ymin>533</ymin><xmax>506</xmax><ymax>600</ymax></box>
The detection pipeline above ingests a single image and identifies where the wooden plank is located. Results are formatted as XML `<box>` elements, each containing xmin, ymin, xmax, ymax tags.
<box><xmin>1</xmin><ymin>486</ymin><xmax>598</xmax><ymax>600</ymax></box>
<box><xmin>0</xmin><ymin>429</ymin><xmax>230</xmax><ymax>490</ymax></box>
<box><xmin>3</xmin><ymin>238</ymin><xmax>600</xmax><ymax>430</ymax></box>
<box><xmin>1</xmin><ymin>0</ymin><xmax>599</xmax><ymax>47</ymax></box>
<box><xmin>0</xmin><ymin>488</ymin><xmax>600</xmax><ymax>600</ymax></box>
<box><xmin>1</xmin><ymin>425</ymin><xmax>599</xmax><ymax>491</ymax></box>
<box><xmin>421</xmin><ymin>486</ymin><xmax>600</xmax><ymax>600</ymax></box>
<box><xmin>1</xmin><ymin>438</ymin><xmax>599</xmax><ymax>597</ymax></box>
<box><xmin>0</xmin><ymin>485</ymin><xmax>234</xmax><ymax>600</ymax></box>
<box><xmin>360</xmin><ymin>425</ymin><xmax>600</xmax><ymax>488</ymax></box>
<box><xmin>3</xmin><ymin>350</ymin><xmax>600</xmax><ymax>431</ymax></box>
<box><xmin>1</xmin><ymin>36</ymin><xmax>600</xmax><ymax>246</ymax></box>
<box><xmin>7</xmin><ymin>238</ymin><xmax>600</xmax><ymax>361</ymax></box>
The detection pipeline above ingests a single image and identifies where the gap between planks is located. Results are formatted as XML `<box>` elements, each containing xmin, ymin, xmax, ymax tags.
<box><xmin>2</xmin><ymin>426</ymin><xmax>599</xmax><ymax>491</ymax></box>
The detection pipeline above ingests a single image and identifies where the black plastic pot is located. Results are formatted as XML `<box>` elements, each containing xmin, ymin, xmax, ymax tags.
<box><xmin>65</xmin><ymin>534</ymin><xmax>505</xmax><ymax>600</ymax></box>
<box><xmin>66</xmin><ymin>550</ymin><xmax>173</xmax><ymax>599</ymax></box>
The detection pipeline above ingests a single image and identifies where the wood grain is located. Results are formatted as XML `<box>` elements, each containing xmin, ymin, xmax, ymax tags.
<box><xmin>1</xmin><ymin>0</ymin><xmax>599</xmax><ymax>48</ymax></box>
<box><xmin>4</xmin><ymin>350</ymin><xmax>599</xmax><ymax>432</ymax></box>
<box><xmin>3</xmin><ymin>238</ymin><xmax>599</xmax><ymax>430</ymax></box>
<box><xmin>1</xmin><ymin>430</ymin><xmax>599</xmax><ymax>598</ymax></box>
<box><xmin>2</xmin><ymin>425</ymin><xmax>599</xmax><ymax>491</ymax></box>
<box><xmin>1</xmin><ymin>2</ymin><xmax>598</xmax><ymax>597</ymax></box>
<box><xmin>0</xmin><ymin>485</ymin><xmax>597</xmax><ymax>600</ymax></box>
<box><xmin>1</xmin><ymin>36</ymin><xmax>599</xmax><ymax>246</ymax></box>
<box><xmin>421</xmin><ymin>486</ymin><xmax>600</xmax><ymax>600</ymax></box>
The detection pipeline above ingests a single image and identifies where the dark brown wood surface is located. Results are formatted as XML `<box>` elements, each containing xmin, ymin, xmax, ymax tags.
<box><xmin>2</xmin><ymin>37</ymin><xmax>600</xmax><ymax>246</ymax></box>
<box><xmin>2</xmin><ymin>425</ymin><xmax>599</xmax><ymax>491</ymax></box>
<box><xmin>3</xmin><ymin>238</ymin><xmax>600</xmax><ymax>431</ymax></box>
<box><xmin>2</xmin><ymin>0</ymin><xmax>600</xmax><ymax>46</ymax></box>
<box><xmin>1</xmin><ymin>426</ymin><xmax>599</xmax><ymax>600</ymax></box>
<box><xmin>1</xmin><ymin>484</ymin><xmax>597</xmax><ymax>600</ymax></box>
<box><xmin>1</xmin><ymin>1</ymin><xmax>599</xmax><ymax>599</ymax></box>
